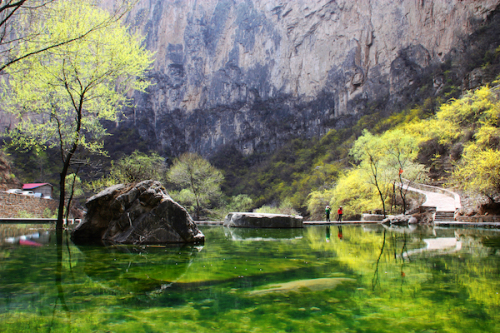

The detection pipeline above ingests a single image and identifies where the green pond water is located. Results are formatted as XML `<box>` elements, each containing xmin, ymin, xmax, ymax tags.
<box><xmin>1</xmin><ymin>224</ymin><xmax>500</xmax><ymax>332</ymax></box>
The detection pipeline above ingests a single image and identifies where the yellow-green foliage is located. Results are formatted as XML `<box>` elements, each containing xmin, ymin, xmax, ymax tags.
<box><xmin>255</xmin><ymin>198</ymin><xmax>299</xmax><ymax>215</ymax></box>
<box><xmin>453</xmin><ymin>147</ymin><xmax>500</xmax><ymax>195</ymax></box>
<box><xmin>3</xmin><ymin>0</ymin><xmax>153</xmax><ymax>155</ymax></box>
<box><xmin>307</xmin><ymin>168</ymin><xmax>384</xmax><ymax>220</ymax></box>
<box><xmin>329</xmin><ymin>168</ymin><xmax>383</xmax><ymax>217</ymax></box>
<box><xmin>428</xmin><ymin>86</ymin><xmax>497</xmax><ymax>144</ymax></box>
<box><xmin>308</xmin><ymin>120</ymin><xmax>428</xmax><ymax>218</ymax></box>
<box><xmin>405</xmin><ymin>84</ymin><xmax>500</xmax><ymax>196</ymax></box>
<box><xmin>307</xmin><ymin>188</ymin><xmax>335</xmax><ymax>220</ymax></box>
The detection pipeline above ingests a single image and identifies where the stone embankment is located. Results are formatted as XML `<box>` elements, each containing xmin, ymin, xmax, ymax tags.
<box><xmin>0</xmin><ymin>192</ymin><xmax>58</xmax><ymax>218</ymax></box>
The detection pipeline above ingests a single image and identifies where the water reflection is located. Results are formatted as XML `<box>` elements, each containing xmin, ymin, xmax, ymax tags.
<box><xmin>72</xmin><ymin>242</ymin><xmax>204</xmax><ymax>293</ymax></box>
<box><xmin>1</xmin><ymin>225</ymin><xmax>499</xmax><ymax>332</ymax></box>
<box><xmin>337</xmin><ymin>226</ymin><xmax>343</xmax><ymax>240</ymax></box>
<box><xmin>0</xmin><ymin>225</ymin><xmax>51</xmax><ymax>246</ymax></box>
<box><xmin>224</xmin><ymin>226</ymin><xmax>304</xmax><ymax>241</ymax></box>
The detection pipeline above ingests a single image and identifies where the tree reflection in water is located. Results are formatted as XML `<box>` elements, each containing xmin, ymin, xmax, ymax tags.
<box><xmin>1</xmin><ymin>225</ymin><xmax>500</xmax><ymax>332</ymax></box>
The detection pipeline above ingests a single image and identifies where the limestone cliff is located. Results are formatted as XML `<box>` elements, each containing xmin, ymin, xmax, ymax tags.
<box><xmin>107</xmin><ymin>0</ymin><xmax>500</xmax><ymax>157</ymax></box>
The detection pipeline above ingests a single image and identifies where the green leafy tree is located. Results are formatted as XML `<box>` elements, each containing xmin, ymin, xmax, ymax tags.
<box><xmin>350</xmin><ymin>129</ymin><xmax>426</xmax><ymax>216</ymax></box>
<box><xmin>167</xmin><ymin>153</ymin><xmax>224</xmax><ymax>220</ymax></box>
<box><xmin>329</xmin><ymin>168</ymin><xmax>381</xmax><ymax>218</ymax></box>
<box><xmin>226</xmin><ymin>194</ymin><xmax>253</xmax><ymax>213</ymax></box>
<box><xmin>380</xmin><ymin>129</ymin><xmax>426</xmax><ymax>214</ymax></box>
<box><xmin>89</xmin><ymin>151</ymin><xmax>166</xmax><ymax>192</ymax></box>
<box><xmin>307</xmin><ymin>168</ymin><xmax>381</xmax><ymax>221</ymax></box>
<box><xmin>254</xmin><ymin>198</ymin><xmax>299</xmax><ymax>215</ymax></box>
<box><xmin>306</xmin><ymin>188</ymin><xmax>335</xmax><ymax>220</ymax></box>
<box><xmin>2</xmin><ymin>0</ymin><xmax>153</xmax><ymax>229</ymax></box>
<box><xmin>0</xmin><ymin>0</ymin><xmax>136</xmax><ymax>73</ymax></box>
<box><xmin>113</xmin><ymin>151</ymin><xmax>166</xmax><ymax>183</ymax></box>
<box><xmin>351</xmin><ymin>130</ymin><xmax>393</xmax><ymax>217</ymax></box>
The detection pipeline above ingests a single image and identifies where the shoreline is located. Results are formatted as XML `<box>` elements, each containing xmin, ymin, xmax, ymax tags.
<box><xmin>195</xmin><ymin>220</ymin><xmax>500</xmax><ymax>229</ymax></box>
<box><xmin>2</xmin><ymin>219</ymin><xmax>500</xmax><ymax>229</ymax></box>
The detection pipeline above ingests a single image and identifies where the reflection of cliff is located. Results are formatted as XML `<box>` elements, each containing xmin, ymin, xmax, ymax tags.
<box><xmin>101</xmin><ymin>0</ymin><xmax>500</xmax><ymax>157</ymax></box>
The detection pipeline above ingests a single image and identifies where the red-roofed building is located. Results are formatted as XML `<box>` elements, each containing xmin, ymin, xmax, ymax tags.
<box><xmin>22</xmin><ymin>183</ymin><xmax>53</xmax><ymax>199</ymax></box>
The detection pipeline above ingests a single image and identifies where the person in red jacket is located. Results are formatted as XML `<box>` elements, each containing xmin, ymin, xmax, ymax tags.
<box><xmin>337</xmin><ymin>206</ymin><xmax>343</xmax><ymax>222</ymax></box>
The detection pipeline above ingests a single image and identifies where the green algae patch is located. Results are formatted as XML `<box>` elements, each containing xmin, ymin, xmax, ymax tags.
<box><xmin>248</xmin><ymin>277</ymin><xmax>356</xmax><ymax>296</ymax></box>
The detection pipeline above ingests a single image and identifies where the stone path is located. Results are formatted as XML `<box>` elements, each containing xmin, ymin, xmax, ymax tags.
<box><xmin>405</xmin><ymin>185</ymin><xmax>458</xmax><ymax>211</ymax></box>
<box><xmin>403</xmin><ymin>183</ymin><xmax>462</xmax><ymax>222</ymax></box>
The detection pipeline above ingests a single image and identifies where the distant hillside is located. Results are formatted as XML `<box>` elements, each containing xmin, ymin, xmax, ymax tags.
<box><xmin>0</xmin><ymin>152</ymin><xmax>21</xmax><ymax>191</ymax></box>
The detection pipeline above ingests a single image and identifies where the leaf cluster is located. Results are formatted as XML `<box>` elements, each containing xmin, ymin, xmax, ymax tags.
<box><xmin>167</xmin><ymin>152</ymin><xmax>224</xmax><ymax>219</ymax></box>
<box><xmin>406</xmin><ymin>85</ymin><xmax>500</xmax><ymax>197</ymax></box>
<box><xmin>2</xmin><ymin>0</ymin><xmax>153</xmax><ymax>159</ymax></box>
<box><xmin>88</xmin><ymin>151</ymin><xmax>166</xmax><ymax>193</ymax></box>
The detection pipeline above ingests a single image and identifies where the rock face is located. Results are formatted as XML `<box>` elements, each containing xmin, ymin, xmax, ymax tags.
<box><xmin>96</xmin><ymin>0</ymin><xmax>500</xmax><ymax>158</ymax></box>
<box><xmin>71</xmin><ymin>180</ymin><xmax>205</xmax><ymax>244</ymax></box>
<box><xmin>224</xmin><ymin>212</ymin><xmax>303</xmax><ymax>228</ymax></box>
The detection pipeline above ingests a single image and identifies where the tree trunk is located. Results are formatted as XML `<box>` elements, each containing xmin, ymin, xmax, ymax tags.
<box><xmin>56</xmin><ymin>163</ymin><xmax>70</xmax><ymax>230</ymax></box>
<box><xmin>399</xmin><ymin>174</ymin><xmax>406</xmax><ymax>215</ymax></box>
<box><xmin>377</xmin><ymin>187</ymin><xmax>386</xmax><ymax>218</ymax></box>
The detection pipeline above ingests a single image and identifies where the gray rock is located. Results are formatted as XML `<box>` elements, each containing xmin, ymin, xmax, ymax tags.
<box><xmin>94</xmin><ymin>0</ymin><xmax>500</xmax><ymax>159</ymax></box>
<box><xmin>71</xmin><ymin>180</ymin><xmax>204</xmax><ymax>245</ymax></box>
<box><xmin>361</xmin><ymin>214</ymin><xmax>385</xmax><ymax>222</ymax></box>
<box><xmin>224</xmin><ymin>212</ymin><xmax>303</xmax><ymax>228</ymax></box>
<box><xmin>382</xmin><ymin>215</ymin><xmax>412</xmax><ymax>226</ymax></box>
<box><xmin>381</xmin><ymin>211</ymin><xmax>434</xmax><ymax>225</ymax></box>
<box><xmin>411</xmin><ymin>212</ymin><xmax>434</xmax><ymax>224</ymax></box>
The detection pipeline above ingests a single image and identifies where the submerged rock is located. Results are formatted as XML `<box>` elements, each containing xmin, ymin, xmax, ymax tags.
<box><xmin>248</xmin><ymin>277</ymin><xmax>355</xmax><ymax>296</ymax></box>
<box><xmin>71</xmin><ymin>180</ymin><xmax>204</xmax><ymax>245</ymax></box>
<box><xmin>224</xmin><ymin>212</ymin><xmax>303</xmax><ymax>228</ymax></box>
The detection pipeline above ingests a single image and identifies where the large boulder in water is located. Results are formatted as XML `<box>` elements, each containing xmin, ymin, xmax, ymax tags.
<box><xmin>71</xmin><ymin>180</ymin><xmax>204</xmax><ymax>245</ymax></box>
<box><xmin>224</xmin><ymin>212</ymin><xmax>303</xmax><ymax>228</ymax></box>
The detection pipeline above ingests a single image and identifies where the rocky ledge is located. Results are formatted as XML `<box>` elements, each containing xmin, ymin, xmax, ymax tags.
<box><xmin>224</xmin><ymin>212</ymin><xmax>303</xmax><ymax>228</ymax></box>
<box><xmin>71</xmin><ymin>180</ymin><xmax>204</xmax><ymax>245</ymax></box>
<box><xmin>381</xmin><ymin>212</ymin><xmax>435</xmax><ymax>226</ymax></box>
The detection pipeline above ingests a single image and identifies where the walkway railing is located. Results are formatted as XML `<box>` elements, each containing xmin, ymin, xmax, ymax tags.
<box><xmin>401</xmin><ymin>179</ymin><xmax>461</xmax><ymax>210</ymax></box>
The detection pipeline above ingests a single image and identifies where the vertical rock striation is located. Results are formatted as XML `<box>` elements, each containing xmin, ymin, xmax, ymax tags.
<box><xmin>103</xmin><ymin>0</ymin><xmax>500</xmax><ymax>157</ymax></box>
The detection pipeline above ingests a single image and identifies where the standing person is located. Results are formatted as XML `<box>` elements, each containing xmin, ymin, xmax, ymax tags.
<box><xmin>337</xmin><ymin>206</ymin><xmax>343</xmax><ymax>222</ymax></box>
<box><xmin>325</xmin><ymin>206</ymin><xmax>331</xmax><ymax>222</ymax></box>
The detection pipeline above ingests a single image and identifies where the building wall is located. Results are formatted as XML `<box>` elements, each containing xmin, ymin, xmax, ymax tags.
<box><xmin>32</xmin><ymin>185</ymin><xmax>53</xmax><ymax>198</ymax></box>
<box><xmin>0</xmin><ymin>192</ymin><xmax>58</xmax><ymax>218</ymax></box>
